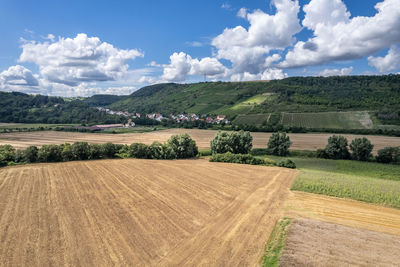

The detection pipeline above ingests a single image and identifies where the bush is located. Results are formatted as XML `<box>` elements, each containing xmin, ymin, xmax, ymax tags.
<box><xmin>88</xmin><ymin>144</ymin><xmax>103</xmax><ymax>160</ymax></box>
<box><xmin>276</xmin><ymin>159</ymin><xmax>296</xmax><ymax>169</ymax></box>
<box><xmin>209</xmin><ymin>152</ymin><xmax>264</xmax><ymax>165</ymax></box>
<box><xmin>147</xmin><ymin>142</ymin><xmax>175</xmax><ymax>159</ymax></box>
<box><xmin>250</xmin><ymin>148</ymin><xmax>270</xmax><ymax>156</ymax></box>
<box><xmin>324</xmin><ymin>135</ymin><xmax>350</xmax><ymax>160</ymax></box>
<box><xmin>61</xmin><ymin>143</ymin><xmax>74</xmax><ymax>161</ymax></box>
<box><xmin>71</xmin><ymin>142</ymin><xmax>90</xmax><ymax>160</ymax></box>
<box><xmin>376</xmin><ymin>147</ymin><xmax>400</xmax><ymax>163</ymax></box>
<box><xmin>167</xmin><ymin>134</ymin><xmax>198</xmax><ymax>158</ymax></box>
<box><xmin>38</xmin><ymin>144</ymin><xmax>63</xmax><ymax>162</ymax></box>
<box><xmin>267</xmin><ymin>132</ymin><xmax>292</xmax><ymax>156</ymax></box>
<box><xmin>0</xmin><ymin>145</ymin><xmax>16</xmax><ymax>166</ymax></box>
<box><xmin>264</xmin><ymin>157</ymin><xmax>276</xmax><ymax>166</ymax></box>
<box><xmin>316</xmin><ymin>148</ymin><xmax>328</xmax><ymax>159</ymax></box>
<box><xmin>23</xmin><ymin>146</ymin><xmax>38</xmax><ymax>163</ymax></box>
<box><xmin>101</xmin><ymin>142</ymin><xmax>118</xmax><ymax>158</ymax></box>
<box><xmin>129</xmin><ymin>143</ymin><xmax>149</xmax><ymax>158</ymax></box>
<box><xmin>350</xmin><ymin>137</ymin><xmax>374</xmax><ymax>161</ymax></box>
<box><xmin>210</xmin><ymin>131</ymin><xmax>253</xmax><ymax>154</ymax></box>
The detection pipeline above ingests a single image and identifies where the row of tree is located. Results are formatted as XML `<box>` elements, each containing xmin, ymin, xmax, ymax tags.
<box><xmin>0</xmin><ymin>134</ymin><xmax>198</xmax><ymax>166</ymax></box>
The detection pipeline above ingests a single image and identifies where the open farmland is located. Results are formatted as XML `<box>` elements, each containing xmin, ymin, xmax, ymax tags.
<box><xmin>281</xmin><ymin>111</ymin><xmax>373</xmax><ymax>129</ymax></box>
<box><xmin>279</xmin><ymin>218</ymin><xmax>400</xmax><ymax>267</ymax></box>
<box><xmin>0</xmin><ymin>159</ymin><xmax>297</xmax><ymax>266</ymax></box>
<box><xmin>1</xmin><ymin>128</ymin><xmax>400</xmax><ymax>153</ymax></box>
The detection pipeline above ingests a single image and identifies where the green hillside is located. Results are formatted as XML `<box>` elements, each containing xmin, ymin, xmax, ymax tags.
<box><xmin>109</xmin><ymin>75</ymin><xmax>400</xmax><ymax>129</ymax></box>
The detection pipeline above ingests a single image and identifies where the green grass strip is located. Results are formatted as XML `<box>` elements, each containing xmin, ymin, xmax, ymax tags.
<box><xmin>262</xmin><ymin>217</ymin><xmax>292</xmax><ymax>267</ymax></box>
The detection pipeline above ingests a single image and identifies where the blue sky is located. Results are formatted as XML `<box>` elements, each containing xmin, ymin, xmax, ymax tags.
<box><xmin>0</xmin><ymin>0</ymin><xmax>399</xmax><ymax>96</ymax></box>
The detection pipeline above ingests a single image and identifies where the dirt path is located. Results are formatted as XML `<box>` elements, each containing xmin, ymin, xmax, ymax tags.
<box><xmin>284</xmin><ymin>191</ymin><xmax>400</xmax><ymax>236</ymax></box>
<box><xmin>0</xmin><ymin>159</ymin><xmax>297</xmax><ymax>266</ymax></box>
<box><xmin>1</xmin><ymin>128</ymin><xmax>399</xmax><ymax>153</ymax></box>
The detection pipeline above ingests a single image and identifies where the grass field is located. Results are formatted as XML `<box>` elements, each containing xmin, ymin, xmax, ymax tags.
<box><xmin>263</xmin><ymin>155</ymin><xmax>400</xmax><ymax>208</ymax></box>
<box><xmin>232</xmin><ymin>114</ymin><xmax>270</xmax><ymax>125</ymax></box>
<box><xmin>0</xmin><ymin>159</ymin><xmax>296</xmax><ymax>266</ymax></box>
<box><xmin>281</xmin><ymin>111</ymin><xmax>373</xmax><ymax>129</ymax></box>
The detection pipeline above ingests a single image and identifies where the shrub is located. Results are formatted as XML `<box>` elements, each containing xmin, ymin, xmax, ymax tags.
<box><xmin>23</xmin><ymin>146</ymin><xmax>38</xmax><ymax>163</ymax></box>
<box><xmin>14</xmin><ymin>150</ymin><xmax>24</xmax><ymax>163</ymax></box>
<box><xmin>350</xmin><ymin>137</ymin><xmax>374</xmax><ymax>161</ymax></box>
<box><xmin>61</xmin><ymin>143</ymin><xmax>74</xmax><ymax>161</ymax></box>
<box><xmin>88</xmin><ymin>144</ymin><xmax>103</xmax><ymax>160</ymax></box>
<box><xmin>210</xmin><ymin>131</ymin><xmax>252</xmax><ymax>154</ymax></box>
<box><xmin>101</xmin><ymin>142</ymin><xmax>118</xmax><ymax>158</ymax></box>
<box><xmin>167</xmin><ymin>133</ymin><xmax>198</xmax><ymax>158</ymax></box>
<box><xmin>267</xmin><ymin>132</ymin><xmax>292</xmax><ymax>156</ymax></box>
<box><xmin>264</xmin><ymin>157</ymin><xmax>276</xmax><ymax>166</ymax></box>
<box><xmin>376</xmin><ymin>147</ymin><xmax>400</xmax><ymax>163</ymax></box>
<box><xmin>209</xmin><ymin>152</ymin><xmax>264</xmax><ymax>165</ymax></box>
<box><xmin>324</xmin><ymin>135</ymin><xmax>350</xmax><ymax>160</ymax></box>
<box><xmin>71</xmin><ymin>142</ymin><xmax>90</xmax><ymax>160</ymax></box>
<box><xmin>147</xmin><ymin>142</ymin><xmax>175</xmax><ymax>159</ymax></box>
<box><xmin>250</xmin><ymin>148</ymin><xmax>270</xmax><ymax>156</ymax></box>
<box><xmin>0</xmin><ymin>145</ymin><xmax>16</xmax><ymax>166</ymax></box>
<box><xmin>316</xmin><ymin>148</ymin><xmax>328</xmax><ymax>159</ymax></box>
<box><xmin>276</xmin><ymin>159</ymin><xmax>296</xmax><ymax>169</ymax></box>
<box><xmin>115</xmin><ymin>145</ymin><xmax>130</xmax><ymax>158</ymax></box>
<box><xmin>129</xmin><ymin>143</ymin><xmax>149</xmax><ymax>158</ymax></box>
<box><xmin>38</xmin><ymin>144</ymin><xmax>63</xmax><ymax>162</ymax></box>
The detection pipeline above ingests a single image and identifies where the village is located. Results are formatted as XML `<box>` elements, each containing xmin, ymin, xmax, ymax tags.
<box><xmin>96</xmin><ymin>107</ymin><xmax>230</xmax><ymax>129</ymax></box>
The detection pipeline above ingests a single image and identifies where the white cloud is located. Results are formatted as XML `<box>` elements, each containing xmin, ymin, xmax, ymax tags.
<box><xmin>186</xmin><ymin>41</ymin><xmax>204</xmax><ymax>47</ymax></box>
<box><xmin>221</xmin><ymin>3</ymin><xmax>231</xmax><ymax>10</ymax></box>
<box><xmin>230</xmin><ymin>68</ymin><xmax>288</xmax><ymax>81</ymax></box>
<box><xmin>368</xmin><ymin>45</ymin><xmax>400</xmax><ymax>73</ymax></box>
<box><xmin>19</xmin><ymin>33</ymin><xmax>143</xmax><ymax>86</ymax></box>
<box><xmin>161</xmin><ymin>52</ymin><xmax>227</xmax><ymax>82</ymax></box>
<box><xmin>237</xmin><ymin>8</ymin><xmax>247</xmax><ymax>19</ymax></box>
<box><xmin>318</xmin><ymin>66</ymin><xmax>353</xmax><ymax>77</ymax></box>
<box><xmin>0</xmin><ymin>65</ymin><xmax>41</xmax><ymax>93</ymax></box>
<box><xmin>212</xmin><ymin>0</ymin><xmax>301</xmax><ymax>74</ymax></box>
<box><xmin>281</xmin><ymin>0</ymin><xmax>400</xmax><ymax>68</ymax></box>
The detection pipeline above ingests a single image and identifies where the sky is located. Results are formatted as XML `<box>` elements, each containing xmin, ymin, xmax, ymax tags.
<box><xmin>0</xmin><ymin>0</ymin><xmax>399</xmax><ymax>97</ymax></box>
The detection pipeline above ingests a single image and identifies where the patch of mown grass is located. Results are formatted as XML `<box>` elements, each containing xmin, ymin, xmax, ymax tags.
<box><xmin>262</xmin><ymin>217</ymin><xmax>292</xmax><ymax>267</ymax></box>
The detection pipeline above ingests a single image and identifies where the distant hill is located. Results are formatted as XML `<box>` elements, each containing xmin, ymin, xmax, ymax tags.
<box><xmin>0</xmin><ymin>92</ymin><xmax>125</xmax><ymax>124</ymax></box>
<box><xmin>83</xmin><ymin>94</ymin><xmax>127</xmax><ymax>107</ymax></box>
<box><xmin>109</xmin><ymin>75</ymin><xmax>400</xmax><ymax>129</ymax></box>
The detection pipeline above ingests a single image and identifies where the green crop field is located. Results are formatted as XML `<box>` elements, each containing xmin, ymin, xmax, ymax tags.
<box><xmin>262</xmin><ymin>155</ymin><xmax>400</xmax><ymax>208</ymax></box>
<box><xmin>281</xmin><ymin>111</ymin><xmax>373</xmax><ymax>129</ymax></box>
<box><xmin>233</xmin><ymin>114</ymin><xmax>270</xmax><ymax>125</ymax></box>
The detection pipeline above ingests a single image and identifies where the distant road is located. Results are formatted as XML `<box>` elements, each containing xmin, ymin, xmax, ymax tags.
<box><xmin>1</xmin><ymin>128</ymin><xmax>400</xmax><ymax>153</ymax></box>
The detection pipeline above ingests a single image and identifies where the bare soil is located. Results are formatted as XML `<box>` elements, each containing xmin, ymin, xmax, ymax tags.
<box><xmin>0</xmin><ymin>159</ymin><xmax>297</xmax><ymax>266</ymax></box>
<box><xmin>280</xmin><ymin>218</ymin><xmax>400</xmax><ymax>267</ymax></box>
<box><xmin>1</xmin><ymin>128</ymin><xmax>399</xmax><ymax>153</ymax></box>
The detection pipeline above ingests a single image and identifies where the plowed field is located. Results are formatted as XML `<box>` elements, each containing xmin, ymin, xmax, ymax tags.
<box><xmin>0</xmin><ymin>159</ymin><xmax>297</xmax><ymax>266</ymax></box>
<box><xmin>1</xmin><ymin>128</ymin><xmax>399</xmax><ymax>153</ymax></box>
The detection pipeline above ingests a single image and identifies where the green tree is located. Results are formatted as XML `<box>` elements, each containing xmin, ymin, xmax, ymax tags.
<box><xmin>129</xmin><ymin>143</ymin><xmax>149</xmax><ymax>158</ymax></box>
<box><xmin>267</xmin><ymin>132</ymin><xmax>291</xmax><ymax>156</ymax></box>
<box><xmin>167</xmin><ymin>134</ymin><xmax>198</xmax><ymax>158</ymax></box>
<box><xmin>23</xmin><ymin>146</ymin><xmax>38</xmax><ymax>163</ymax></box>
<box><xmin>350</xmin><ymin>137</ymin><xmax>374</xmax><ymax>161</ymax></box>
<box><xmin>210</xmin><ymin>131</ymin><xmax>252</xmax><ymax>154</ymax></box>
<box><xmin>38</xmin><ymin>145</ymin><xmax>63</xmax><ymax>162</ymax></box>
<box><xmin>61</xmin><ymin>143</ymin><xmax>74</xmax><ymax>161</ymax></box>
<box><xmin>88</xmin><ymin>144</ymin><xmax>103</xmax><ymax>160</ymax></box>
<box><xmin>0</xmin><ymin>145</ymin><xmax>16</xmax><ymax>166</ymax></box>
<box><xmin>71</xmin><ymin>142</ymin><xmax>90</xmax><ymax>160</ymax></box>
<box><xmin>324</xmin><ymin>135</ymin><xmax>350</xmax><ymax>160</ymax></box>
<box><xmin>376</xmin><ymin>147</ymin><xmax>400</xmax><ymax>163</ymax></box>
<box><xmin>101</xmin><ymin>142</ymin><xmax>118</xmax><ymax>158</ymax></box>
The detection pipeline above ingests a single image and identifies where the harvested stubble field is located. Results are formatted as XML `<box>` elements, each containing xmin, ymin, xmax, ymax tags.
<box><xmin>279</xmin><ymin>218</ymin><xmax>400</xmax><ymax>267</ymax></box>
<box><xmin>0</xmin><ymin>159</ymin><xmax>297</xmax><ymax>266</ymax></box>
<box><xmin>1</xmin><ymin>128</ymin><xmax>399</xmax><ymax>153</ymax></box>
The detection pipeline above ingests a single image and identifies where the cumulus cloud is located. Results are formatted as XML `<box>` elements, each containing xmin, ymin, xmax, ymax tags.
<box><xmin>318</xmin><ymin>66</ymin><xmax>353</xmax><ymax>77</ymax></box>
<box><xmin>281</xmin><ymin>0</ymin><xmax>400</xmax><ymax>68</ymax></box>
<box><xmin>368</xmin><ymin>45</ymin><xmax>400</xmax><ymax>73</ymax></box>
<box><xmin>19</xmin><ymin>33</ymin><xmax>143</xmax><ymax>86</ymax></box>
<box><xmin>0</xmin><ymin>65</ymin><xmax>41</xmax><ymax>93</ymax></box>
<box><xmin>237</xmin><ymin>8</ymin><xmax>247</xmax><ymax>19</ymax></box>
<box><xmin>161</xmin><ymin>52</ymin><xmax>227</xmax><ymax>82</ymax></box>
<box><xmin>212</xmin><ymin>0</ymin><xmax>301</xmax><ymax>74</ymax></box>
<box><xmin>230</xmin><ymin>68</ymin><xmax>288</xmax><ymax>81</ymax></box>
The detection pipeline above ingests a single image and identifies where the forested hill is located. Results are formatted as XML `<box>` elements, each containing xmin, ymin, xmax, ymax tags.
<box><xmin>109</xmin><ymin>75</ymin><xmax>400</xmax><ymax>117</ymax></box>
<box><xmin>0</xmin><ymin>92</ymin><xmax>125</xmax><ymax>124</ymax></box>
